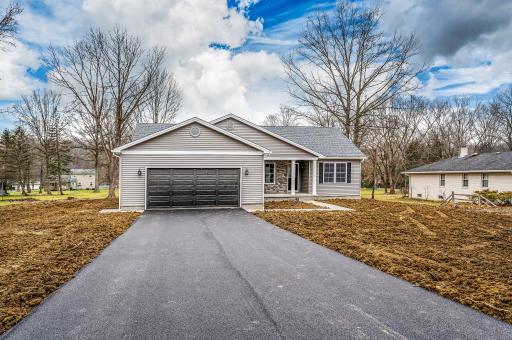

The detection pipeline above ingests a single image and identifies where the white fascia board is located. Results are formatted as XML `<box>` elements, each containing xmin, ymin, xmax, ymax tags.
<box><xmin>120</xmin><ymin>150</ymin><xmax>263</xmax><ymax>155</ymax></box>
<box><xmin>112</xmin><ymin>117</ymin><xmax>271</xmax><ymax>154</ymax></box>
<box><xmin>402</xmin><ymin>170</ymin><xmax>512</xmax><ymax>175</ymax></box>
<box><xmin>264</xmin><ymin>156</ymin><xmax>318</xmax><ymax>161</ymax></box>
<box><xmin>210</xmin><ymin>113</ymin><xmax>324</xmax><ymax>157</ymax></box>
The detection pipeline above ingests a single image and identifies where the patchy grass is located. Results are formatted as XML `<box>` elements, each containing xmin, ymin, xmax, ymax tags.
<box><xmin>0</xmin><ymin>189</ymin><xmax>111</xmax><ymax>206</ymax></box>
<box><xmin>255</xmin><ymin>198</ymin><xmax>512</xmax><ymax>324</ymax></box>
<box><xmin>0</xmin><ymin>199</ymin><xmax>140</xmax><ymax>335</ymax></box>
<box><xmin>264</xmin><ymin>200</ymin><xmax>321</xmax><ymax>210</ymax></box>
<box><xmin>361</xmin><ymin>188</ymin><xmax>448</xmax><ymax>206</ymax></box>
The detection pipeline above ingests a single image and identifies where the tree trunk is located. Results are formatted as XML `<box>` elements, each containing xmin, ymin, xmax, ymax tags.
<box><xmin>39</xmin><ymin>163</ymin><xmax>43</xmax><ymax>193</ymax></box>
<box><xmin>45</xmin><ymin>155</ymin><xmax>52</xmax><ymax>195</ymax></box>
<box><xmin>94</xmin><ymin>153</ymin><xmax>100</xmax><ymax>193</ymax></box>
<box><xmin>107</xmin><ymin>157</ymin><xmax>118</xmax><ymax>199</ymax></box>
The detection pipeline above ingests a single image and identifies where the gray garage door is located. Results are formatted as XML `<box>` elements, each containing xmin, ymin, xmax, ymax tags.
<box><xmin>147</xmin><ymin>168</ymin><xmax>240</xmax><ymax>209</ymax></box>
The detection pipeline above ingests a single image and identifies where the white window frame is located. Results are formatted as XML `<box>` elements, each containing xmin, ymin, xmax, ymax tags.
<box><xmin>264</xmin><ymin>162</ymin><xmax>276</xmax><ymax>184</ymax></box>
<box><xmin>462</xmin><ymin>173</ymin><xmax>469</xmax><ymax>187</ymax></box>
<box><xmin>481</xmin><ymin>173</ymin><xmax>489</xmax><ymax>188</ymax></box>
<box><xmin>439</xmin><ymin>174</ymin><xmax>445</xmax><ymax>187</ymax></box>
<box><xmin>321</xmin><ymin>162</ymin><xmax>348</xmax><ymax>184</ymax></box>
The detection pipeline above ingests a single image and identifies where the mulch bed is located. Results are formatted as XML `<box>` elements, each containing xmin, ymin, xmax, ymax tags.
<box><xmin>264</xmin><ymin>200</ymin><xmax>321</xmax><ymax>210</ymax></box>
<box><xmin>0</xmin><ymin>199</ymin><xmax>140</xmax><ymax>335</ymax></box>
<box><xmin>255</xmin><ymin>198</ymin><xmax>512</xmax><ymax>324</ymax></box>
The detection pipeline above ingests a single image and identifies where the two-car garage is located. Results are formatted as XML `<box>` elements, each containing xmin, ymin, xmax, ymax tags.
<box><xmin>146</xmin><ymin>168</ymin><xmax>241</xmax><ymax>209</ymax></box>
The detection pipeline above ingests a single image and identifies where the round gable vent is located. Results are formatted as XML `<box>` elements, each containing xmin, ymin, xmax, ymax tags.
<box><xmin>226</xmin><ymin>120</ymin><xmax>235</xmax><ymax>131</ymax></box>
<box><xmin>190</xmin><ymin>126</ymin><xmax>201</xmax><ymax>137</ymax></box>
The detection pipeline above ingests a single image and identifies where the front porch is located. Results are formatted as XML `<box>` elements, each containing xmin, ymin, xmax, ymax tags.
<box><xmin>264</xmin><ymin>159</ymin><xmax>317</xmax><ymax>200</ymax></box>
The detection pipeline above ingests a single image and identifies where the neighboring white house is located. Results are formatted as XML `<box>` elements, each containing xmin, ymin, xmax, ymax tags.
<box><xmin>403</xmin><ymin>147</ymin><xmax>512</xmax><ymax>200</ymax></box>
<box><xmin>70</xmin><ymin>169</ymin><xmax>96</xmax><ymax>189</ymax></box>
<box><xmin>48</xmin><ymin>169</ymin><xmax>96</xmax><ymax>191</ymax></box>
<box><xmin>112</xmin><ymin>114</ymin><xmax>365</xmax><ymax>211</ymax></box>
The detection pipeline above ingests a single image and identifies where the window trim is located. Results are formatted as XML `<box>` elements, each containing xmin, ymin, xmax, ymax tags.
<box><xmin>462</xmin><ymin>173</ymin><xmax>469</xmax><ymax>187</ymax></box>
<box><xmin>439</xmin><ymin>174</ymin><xmax>445</xmax><ymax>187</ymax></box>
<box><xmin>481</xmin><ymin>173</ymin><xmax>489</xmax><ymax>188</ymax></box>
<box><xmin>264</xmin><ymin>162</ymin><xmax>276</xmax><ymax>184</ymax></box>
<box><xmin>320</xmin><ymin>162</ymin><xmax>348</xmax><ymax>184</ymax></box>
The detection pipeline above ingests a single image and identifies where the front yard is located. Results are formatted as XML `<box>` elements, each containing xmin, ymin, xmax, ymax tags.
<box><xmin>0</xmin><ymin>199</ymin><xmax>140</xmax><ymax>335</ymax></box>
<box><xmin>255</xmin><ymin>199</ymin><xmax>512</xmax><ymax>324</ymax></box>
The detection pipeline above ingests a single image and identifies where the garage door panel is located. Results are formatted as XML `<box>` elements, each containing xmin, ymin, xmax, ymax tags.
<box><xmin>147</xmin><ymin>168</ymin><xmax>239</xmax><ymax>209</ymax></box>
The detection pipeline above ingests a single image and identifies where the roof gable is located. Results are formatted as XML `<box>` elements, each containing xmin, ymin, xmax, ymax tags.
<box><xmin>211</xmin><ymin>114</ymin><xmax>323</xmax><ymax>157</ymax></box>
<box><xmin>113</xmin><ymin>118</ymin><xmax>270</xmax><ymax>153</ymax></box>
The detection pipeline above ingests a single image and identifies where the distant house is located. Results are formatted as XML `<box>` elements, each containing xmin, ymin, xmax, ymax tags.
<box><xmin>403</xmin><ymin>148</ymin><xmax>512</xmax><ymax>200</ymax></box>
<box><xmin>49</xmin><ymin>169</ymin><xmax>96</xmax><ymax>191</ymax></box>
<box><xmin>71</xmin><ymin>169</ymin><xmax>96</xmax><ymax>190</ymax></box>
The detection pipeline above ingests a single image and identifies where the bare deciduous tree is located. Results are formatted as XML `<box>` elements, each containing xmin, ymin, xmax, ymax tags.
<box><xmin>101</xmin><ymin>28</ymin><xmax>168</xmax><ymax>198</ymax></box>
<box><xmin>493</xmin><ymin>86</ymin><xmax>512</xmax><ymax>150</ymax></box>
<box><xmin>140</xmin><ymin>69</ymin><xmax>182</xmax><ymax>123</ymax></box>
<box><xmin>262</xmin><ymin>106</ymin><xmax>300</xmax><ymax>126</ymax></box>
<box><xmin>282</xmin><ymin>0</ymin><xmax>423</xmax><ymax>146</ymax></box>
<box><xmin>47</xmin><ymin>27</ymin><xmax>177</xmax><ymax>198</ymax></box>
<box><xmin>12</xmin><ymin>90</ymin><xmax>63</xmax><ymax>194</ymax></box>
<box><xmin>0</xmin><ymin>2</ymin><xmax>22</xmax><ymax>50</ymax></box>
<box><xmin>47</xmin><ymin>28</ymin><xmax>110</xmax><ymax>192</ymax></box>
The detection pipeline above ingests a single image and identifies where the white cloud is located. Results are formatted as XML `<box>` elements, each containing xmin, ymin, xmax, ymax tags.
<box><xmin>0</xmin><ymin>0</ymin><xmax>286</xmax><ymax>123</ymax></box>
<box><xmin>0</xmin><ymin>43</ymin><xmax>44</xmax><ymax>98</ymax></box>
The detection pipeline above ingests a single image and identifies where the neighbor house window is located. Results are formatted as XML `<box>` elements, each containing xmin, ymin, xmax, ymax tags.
<box><xmin>265</xmin><ymin>163</ymin><xmax>275</xmax><ymax>184</ymax></box>
<box><xmin>439</xmin><ymin>174</ymin><xmax>445</xmax><ymax>187</ymax></box>
<box><xmin>320</xmin><ymin>162</ymin><xmax>351</xmax><ymax>184</ymax></box>
<box><xmin>481</xmin><ymin>173</ymin><xmax>489</xmax><ymax>187</ymax></box>
<box><xmin>462</xmin><ymin>173</ymin><xmax>469</xmax><ymax>187</ymax></box>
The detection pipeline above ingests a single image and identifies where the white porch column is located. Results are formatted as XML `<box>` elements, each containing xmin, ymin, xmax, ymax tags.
<box><xmin>312</xmin><ymin>159</ymin><xmax>317</xmax><ymax>195</ymax></box>
<box><xmin>291</xmin><ymin>160</ymin><xmax>296</xmax><ymax>195</ymax></box>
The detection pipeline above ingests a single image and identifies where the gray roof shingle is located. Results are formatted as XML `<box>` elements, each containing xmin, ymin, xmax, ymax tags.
<box><xmin>131</xmin><ymin>122</ymin><xmax>364</xmax><ymax>158</ymax></box>
<box><xmin>405</xmin><ymin>151</ymin><xmax>512</xmax><ymax>173</ymax></box>
<box><xmin>263</xmin><ymin>126</ymin><xmax>365</xmax><ymax>158</ymax></box>
<box><xmin>132</xmin><ymin>123</ymin><xmax>173</xmax><ymax>141</ymax></box>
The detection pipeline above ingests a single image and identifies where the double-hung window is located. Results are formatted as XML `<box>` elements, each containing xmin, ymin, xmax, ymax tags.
<box><xmin>481</xmin><ymin>173</ymin><xmax>489</xmax><ymax>188</ymax></box>
<box><xmin>319</xmin><ymin>162</ymin><xmax>351</xmax><ymax>184</ymax></box>
<box><xmin>265</xmin><ymin>163</ymin><xmax>275</xmax><ymax>184</ymax></box>
<box><xmin>462</xmin><ymin>173</ymin><xmax>469</xmax><ymax>187</ymax></box>
<box><xmin>323</xmin><ymin>163</ymin><xmax>335</xmax><ymax>183</ymax></box>
<box><xmin>439</xmin><ymin>174</ymin><xmax>445</xmax><ymax>187</ymax></box>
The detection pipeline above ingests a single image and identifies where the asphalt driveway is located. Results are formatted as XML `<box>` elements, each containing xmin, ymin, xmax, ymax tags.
<box><xmin>3</xmin><ymin>209</ymin><xmax>511</xmax><ymax>339</ymax></box>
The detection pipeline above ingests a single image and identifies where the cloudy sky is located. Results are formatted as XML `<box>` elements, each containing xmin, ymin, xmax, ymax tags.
<box><xmin>1</xmin><ymin>0</ymin><xmax>512</xmax><ymax>129</ymax></box>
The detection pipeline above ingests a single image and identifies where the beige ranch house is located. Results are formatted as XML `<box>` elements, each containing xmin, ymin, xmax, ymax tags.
<box><xmin>113</xmin><ymin>114</ymin><xmax>365</xmax><ymax>210</ymax></box>
<box><xmin>404</xmin><ymin>148</ymin><xmax>512</xmax><ymax>200</ymax></box>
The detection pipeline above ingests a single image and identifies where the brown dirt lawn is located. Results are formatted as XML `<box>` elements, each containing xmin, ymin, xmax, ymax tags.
<box><xmin>264</xmin><ymin>200</ymin><xmax>320</xmax><ymax>209</ymax></box>
<box><xmin>0</xmin><ymin>199</ymin><xmax>140</xmax><ymax>335</ymax></box>
<box><xmin>255</xmin><ymin>198</ymin><xmax>512</xmax><ymax>324</ymax></box>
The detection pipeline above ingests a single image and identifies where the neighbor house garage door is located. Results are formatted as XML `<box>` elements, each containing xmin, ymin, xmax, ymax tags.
<box><xmin>146</xmin><ymin>168</ymin><xmax>240</xmax><ymax>209</ymax></box>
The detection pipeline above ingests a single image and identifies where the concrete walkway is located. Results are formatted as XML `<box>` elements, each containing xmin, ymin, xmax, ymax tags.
<box><xmin>3</xmin><ymin>209</ymin><xmax>511</xmax><ymax>339</ymax></box>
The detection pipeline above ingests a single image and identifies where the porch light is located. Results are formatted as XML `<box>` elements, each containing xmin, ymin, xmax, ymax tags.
<box><xmin>244</xmin><ymin>168</ymin><xmax>249</xmax><ymax>176</ymax></box>
<box><xmin>138</xmin><ymin>168</ymin><xmax>142</xmax><ymax>176</ymax></box>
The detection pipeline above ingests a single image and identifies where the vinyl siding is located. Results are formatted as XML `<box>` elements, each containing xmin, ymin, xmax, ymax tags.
<box><xmin>309</xmin><ymin>160</ymin><xmax>361</xmax><ymax>197</ymax></box>
<box><xmin>214</xmin><ymin>118</ymin><xmax>314</xmax><ymax>158</ymax></box>
<box><xmin>120</xmin><ymin>154</ymin><xmax>263</xmax><ymax>208</ymax></box>
<box><xmin>128</xmin><ymin>123</ymin><xmax>257</xmax><ymax>152</ymax></box>
<box><xmin>409</xmin><ymin>172</ymin><xmax>512</xmax><ymax>200</ymax></box>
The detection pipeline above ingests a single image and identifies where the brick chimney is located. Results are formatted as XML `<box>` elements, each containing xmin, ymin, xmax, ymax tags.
<box><xmin>459</xmin><ymin>146</ymin><xmax>468</xmax><ymax>158</ymax></box>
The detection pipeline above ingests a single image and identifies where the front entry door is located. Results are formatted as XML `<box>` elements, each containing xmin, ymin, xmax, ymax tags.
<box><xmin>287</xmin><ymin>163</ymin><xmax>300</xmax><ymax>192</ymax></box>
